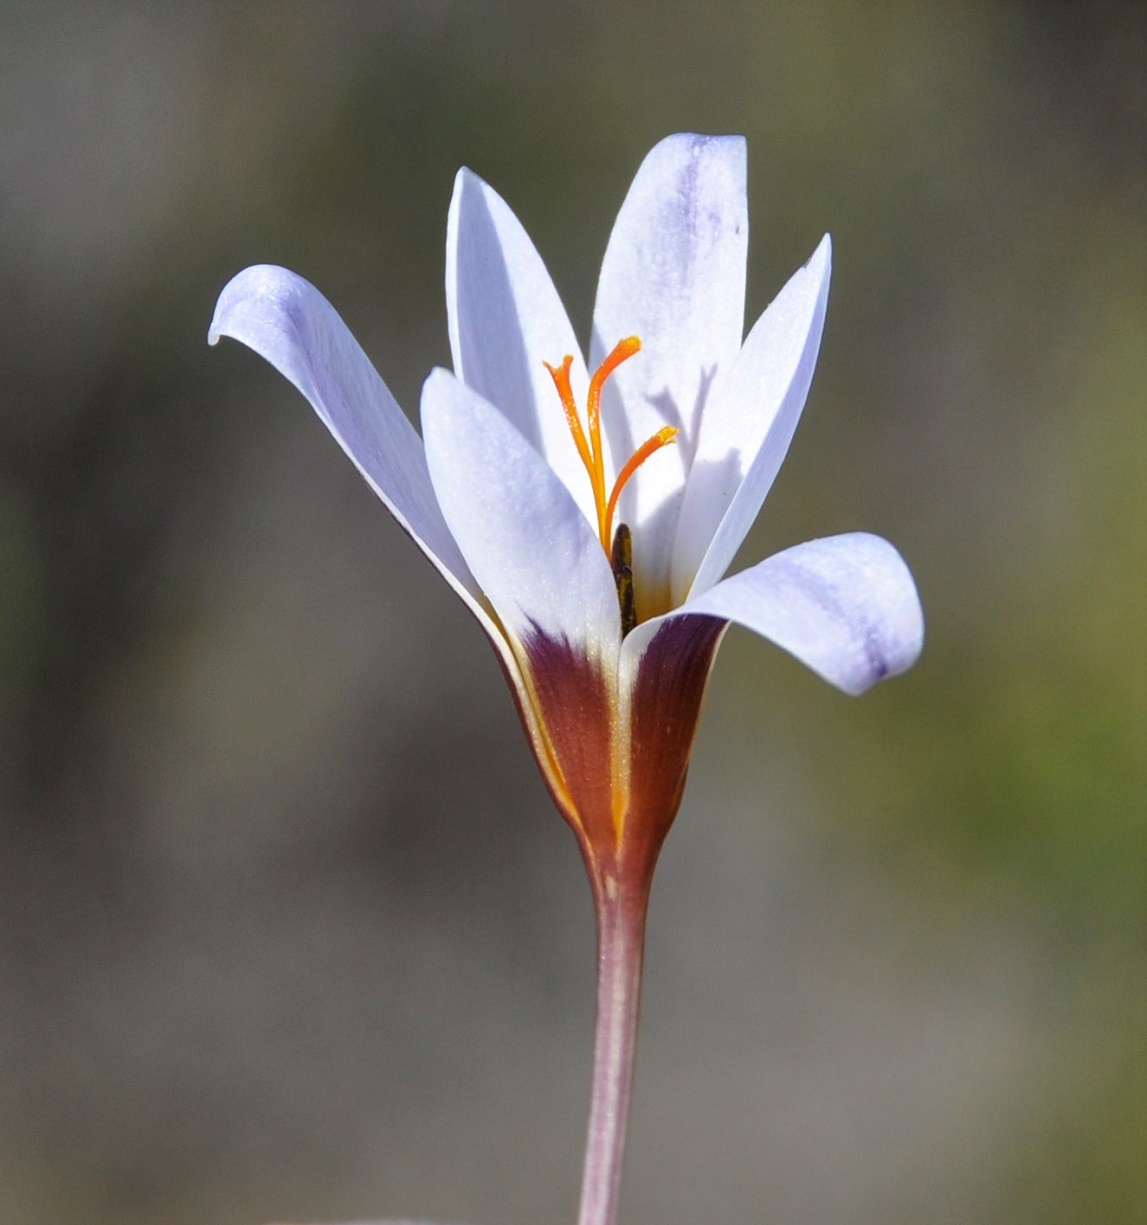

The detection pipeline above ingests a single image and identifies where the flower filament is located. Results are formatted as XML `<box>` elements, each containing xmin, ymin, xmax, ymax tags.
<box><xmin>544</xmin><ymin>337</ymin><xmax>679</xmax><ymax>558</ymax></box>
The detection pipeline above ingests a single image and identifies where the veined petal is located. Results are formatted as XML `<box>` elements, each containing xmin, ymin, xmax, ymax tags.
<box><xmin>666</xmin><ymin>533</ymin><xmax>924</xmax><ymax>696</ymax></box>
<box><xmin>209</xmin><ymin>265</ymin><xmax>479</xmax><ymax>602</ymax></box>
<box><xmin>674</xmin><ymin>235</ymin><xmax>832</xmax><ymax>601</ymax></box>
<box><xmin>591</xmin><ymin>133</ymin><xmax>748</xmax><ymax>618</ymax></box>
<box><xmin>420</xmin><ymin>367</ymin><xmax>621</xmax><ymax>662</ymax></box>
<box><xmin>446</xmin><ymin>168</ymin><xmax>596</xmax><ymax>524</ymax></box>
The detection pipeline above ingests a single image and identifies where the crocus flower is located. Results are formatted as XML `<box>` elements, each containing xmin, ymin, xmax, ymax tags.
<box><xmin>211</xmin><ymin>133</ymin><xmax>922</xmax><ymax>1225</ymax></box>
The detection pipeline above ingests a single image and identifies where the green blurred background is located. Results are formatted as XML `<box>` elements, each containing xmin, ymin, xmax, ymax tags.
<box><xmin>0</xmin><ymin>3</ymin><xmax>1142</xmax><ymax>1223</ymax></box>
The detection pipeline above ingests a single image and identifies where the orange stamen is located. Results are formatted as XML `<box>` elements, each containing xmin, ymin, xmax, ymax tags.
<box><xmin>542</xmin><ymin>355</ymin><xmax>594</xmax><ymax>479</ymax></box>
<box><xmin>543</xmin><ymin>335</ymin><xmax>678</xmax><ymax>558</ymax></box>
<box><xmin>585</xmin><ymin>337</ymin><xmax>642</xmax><ymax>512</ymax></box>
<box><xmin>603</xmin><ymin>425</ymin><xmax>679</xmax><ymax>550</ymax></box>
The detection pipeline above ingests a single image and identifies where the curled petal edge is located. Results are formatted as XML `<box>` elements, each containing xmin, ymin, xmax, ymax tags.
<box><xmin>209</xmin><ymin>265</ymin><xmax>478</xmax><ymax>600</ymax></box>
<box><xmin>632</xmin><ymin>532</ymin><xmax>924</xmax><ymax>697</ymax></box>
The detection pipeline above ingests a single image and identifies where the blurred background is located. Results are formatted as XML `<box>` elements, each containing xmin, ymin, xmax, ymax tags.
<box><xmin>0</xmin><ymin>3</ymin><xmax>1143</xmax><ymax>1223</ymax></box>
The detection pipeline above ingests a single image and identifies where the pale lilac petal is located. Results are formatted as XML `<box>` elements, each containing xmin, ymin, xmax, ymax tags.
<box><xmin>209</xmin><ymin>265</ymin><xmax>478</xmax><ymax>601</ymax></box>
<box><xmin>420</xmin><ymin>368</ymin><xmax>621</xmax><ymax>660</ymax></box>
<box><xmin>654</xmin><ymin>533</ymin><xmax>924</xmax><ymax>696</ymax></box>
<box><xmin>674</xmin><ymin>235</ymin><xmax>832</xmax><ymax>601</ymax></box>
<box><xmin>591</xmin><ymin>134</ymin><xmax>748</xmax><ymax>614</ymax></box>
<box><xmin>446</xmin><ymin>169</ymin><xmax>596</xmax><ymax>523</ymax></box>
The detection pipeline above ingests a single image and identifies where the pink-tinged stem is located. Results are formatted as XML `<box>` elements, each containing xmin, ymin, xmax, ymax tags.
<box><xmin>577</xmin><ymin>871</ymin><xmax>651</xmax><ymax>1225</ymax></box>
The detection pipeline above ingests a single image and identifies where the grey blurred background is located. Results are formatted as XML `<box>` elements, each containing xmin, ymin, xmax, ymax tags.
<box><xmin>0</xmin><ymin>3</ymin><xmax>1143</xmax><ymax>1223</ymax></box>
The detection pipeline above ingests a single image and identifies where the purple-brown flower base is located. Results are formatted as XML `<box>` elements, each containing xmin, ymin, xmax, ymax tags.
<box><xmin>518</xmin><ymin>612</ymin><xmax>726</xmax><ymax>897</ymax></box>
<box><xmin>501</xmin><ymin>612</ymin><xmax>725</xmax><ymax>1225</ymax></box>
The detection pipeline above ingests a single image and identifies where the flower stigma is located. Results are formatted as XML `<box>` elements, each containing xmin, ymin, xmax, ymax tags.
<box><xmin>544</xmin><ymin>336</ymin><xmax>678</xmax><ymax>632</ymax></box>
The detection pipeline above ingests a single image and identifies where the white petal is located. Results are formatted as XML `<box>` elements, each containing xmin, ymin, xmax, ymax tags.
<box><xmin>665</xmin><ymin>533</ymin><xmax>924</xmax><ymax>696</ymax></box>
<box><xmin>675</xmin><ymin>235</ymin><xmax>832</xmax><ymax>600</ymax></box>
<box><xmin>446</xmin><ymin>169</ymin><xmax>596</xmax><ymax>523</ymax></box>
<box><xmin>420</xmin><ymin>368</ymin><xmax>621</xmax><ymax>661</ymax></box>
<box><xmin>209</xmin><ymin>265</ymin><xmax>481</xmax><ymax>605</ymax></box>
<box><xmin>591</xmin><ymin>134</ymin><xmax>748</xmax><ymax>614</ymax></box>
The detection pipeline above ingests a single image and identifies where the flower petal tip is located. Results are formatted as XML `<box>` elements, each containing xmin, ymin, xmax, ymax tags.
<box><xmin>813</xmin><ymin>231</ymin><xmax>832</xmax><ymax>265</ymax></box>
<box><xmin>208</xmin><ymin>264</ymin><xmax>298</xmax><ymax>349</ymax></box>
<box><xmin>823</xmin><ymin>533</ymin><xmax>924</xmax><ymax>696</ymax></box>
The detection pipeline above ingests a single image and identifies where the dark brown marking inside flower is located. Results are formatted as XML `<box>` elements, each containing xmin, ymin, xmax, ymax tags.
<box><xmin>623</xmin><ymin>614</ymin><xmax>726</xmax><ymax>874</ymax></box>
<box><xmin>519</xmin><ymin>627</ymin><xmax>616</xmax><ymax>859</ymax></box>
<box><xmin>610</xmin><ymin>523</ymin><xmax>637</xmax><ymax>637</ymax></box>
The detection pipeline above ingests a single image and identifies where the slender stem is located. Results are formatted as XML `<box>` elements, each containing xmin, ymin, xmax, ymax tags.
<box><xmin>577</xmin><ymin>872</ymin><xmax>650</xmax><ymax>1225</ymax></box>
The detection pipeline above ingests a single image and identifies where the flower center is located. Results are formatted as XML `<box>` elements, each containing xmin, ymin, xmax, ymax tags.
<box><xmin>543</xmin><ymin>336</ymin><xmax>679</xmax><ymax>559</ymax></box>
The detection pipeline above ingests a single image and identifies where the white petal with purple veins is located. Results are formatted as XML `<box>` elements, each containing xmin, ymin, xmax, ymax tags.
<box><xmin>666</xmin><ymin>532</ymin><xmax>924</xmax><ymax>696</ymax></box>
<box><xmin>591</xmin><ymin>134</ymin><xmax>748</xmax><ymax>610</ymax></box>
